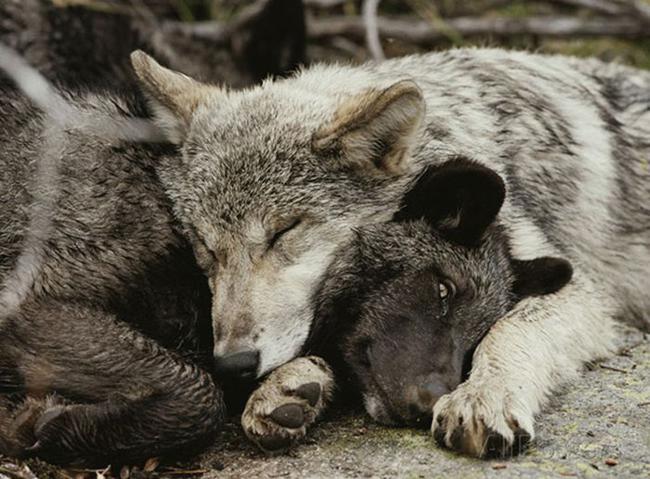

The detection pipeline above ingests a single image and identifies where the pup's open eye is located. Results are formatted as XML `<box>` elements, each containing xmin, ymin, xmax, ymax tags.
<box><xmin>438</xmin><ymin>279</ymin><xmax>456</xmax><ymax>314</ymax></box>
<box><xmin>439</xmin><ymin>280</ymin><xmax>455</xmax><ymax>298</ymax></box>
<box><xmin>268</xmin><ymin>219</ymin><xmax>301</xmax><ymax>249</ymax></box>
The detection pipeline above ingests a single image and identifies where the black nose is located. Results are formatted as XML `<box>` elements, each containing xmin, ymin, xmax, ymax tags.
<box><xmin>407</xmin><ymin>376</ymin><xmax>450</xmax><ymax>426</ymax></box>
<box><xmin>214</xmin><ymin>350</ymin><xmax>260</xmax><ymax>380</ymax></box>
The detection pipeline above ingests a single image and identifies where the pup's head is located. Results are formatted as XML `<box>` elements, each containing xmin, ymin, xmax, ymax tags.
<box><xmin>314</xmin><ymin>159</ymin><xmax>572</xmax><ymax>426</ymax></box>
<box><xmin>130</xmin><ymin>52</ymin><xmax>425</xmax><ymax>378</ymax></box>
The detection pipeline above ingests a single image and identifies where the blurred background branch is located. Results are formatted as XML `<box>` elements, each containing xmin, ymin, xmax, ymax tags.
<box><xmin>145</xmin><ymin>0</ymin><xmax>650</xmax><ymax>68</ymax></box>
<box><xmin>5</xmin><ymin>0</ymin><xmax>649</xmax><ymax>77</ymax></box>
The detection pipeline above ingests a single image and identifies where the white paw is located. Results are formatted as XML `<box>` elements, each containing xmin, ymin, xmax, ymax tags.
<box><xmin>242</xmin><ymin>356</ymin><xmax>334</xmax><ymax>452</ymax></box>
<box><xmin>431</xmin><ymin>380</ymin><xmax>534</xmax><ymax>458</ymax></box>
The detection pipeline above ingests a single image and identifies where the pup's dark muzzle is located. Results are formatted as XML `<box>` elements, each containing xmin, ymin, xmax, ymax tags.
<box><xmin>405</xmin><ymin>374</ymin><xmax>452</xmax><ymax>427</ymax></box>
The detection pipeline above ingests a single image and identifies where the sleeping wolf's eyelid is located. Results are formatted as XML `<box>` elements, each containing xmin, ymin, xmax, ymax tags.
<box><xmin>186</xmin><ymin>227</ymin><xmax>220</xmax><ymax>271</ymax></box>
<box><xmin>267</xmin><ymin>218</ymin><xmax>302</xmax><ymax>249</ymax></box>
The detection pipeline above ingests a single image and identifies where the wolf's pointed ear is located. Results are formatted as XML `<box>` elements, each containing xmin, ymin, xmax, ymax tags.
<box><xmin>512</xmin><ymin>257</ymin><xmax>573</xmax><ymax>299</ymax></box>
<box><xmin>130</xmin><ymin>50</ymin><xmax>219</xmax><ymax>144</ymax></box>
<box><xmin>312</xmin><ymin>80</ymin><xmax>425</xmax><ymax>174</ymax></box>
<box><xmin>394</xmin><ymin>158</ymin><xmax>506</xmax><ymax>246</ymax></box>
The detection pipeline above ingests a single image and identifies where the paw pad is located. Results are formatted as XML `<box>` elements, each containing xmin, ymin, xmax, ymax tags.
<box><xmin>241</xmin><ymin>357</ymin><xmax>334</xmax><ymax>453</ymax></box>
<box><xmin>257</xmin><ymin>434</ymin><xmax>292</xmax><ymax>451</ymax></box>
<box><xmin>294</xmin><ymin>382</ymin><xmax>321</xmax><ymax>407</ymax></box>
<box><xmin>269</xmin><ymin>404</ymin><xmax>305</xmax><ymax>429</ymax></box>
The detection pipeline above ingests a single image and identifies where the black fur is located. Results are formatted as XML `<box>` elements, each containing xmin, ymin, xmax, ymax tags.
<box><xmin>312</xmin><ymin>160</ymin><xmax>572</xmax><ymax>427</ymax></box>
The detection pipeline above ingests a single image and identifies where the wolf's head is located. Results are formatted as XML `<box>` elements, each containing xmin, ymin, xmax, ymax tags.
<box><xmin>314</xmin><ymin>160</ymin><xmax>573</xmax><ymax>426</ymax></box>
<box><xmin>130</xmin><ymin>52</ymin><xmax>425</xmax><ymax>378</ymax></box>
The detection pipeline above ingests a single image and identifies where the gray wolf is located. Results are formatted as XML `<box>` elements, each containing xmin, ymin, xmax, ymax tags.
<box><xmin>125</xmin><ymin>48</ymin><xmax>648</xmax><ymax>456</ymax></box>
<box><xmin>0</xmin><ymin>57</ymin><xmax>222</xmax><ymax>465</ymax></box>
<box><xmin>0</xmin><ymin>39</ymin><xmax>326</xmax><ymax>465</ymax></box>
<box><xmin>0</xmin><ymin>0</ymin><xmax>306</xmax><ymax>461</ymax></box>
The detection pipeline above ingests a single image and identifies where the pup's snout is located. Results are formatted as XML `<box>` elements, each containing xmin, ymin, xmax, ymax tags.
<box><xmin>406</xmin><ymin>375</ymin><xmax>451</xmax><ymax>426</ymax></box>
<box><xmin>213</xmin><ymin>350</ymin><xmax>260</xmax><ymax>381</ymax></box>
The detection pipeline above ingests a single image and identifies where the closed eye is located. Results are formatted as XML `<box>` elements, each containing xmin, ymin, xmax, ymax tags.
<box><xmin>187</xmin><ymin>226</ymin><xmax>219</xmax><ymax>274</ymax></box>
<box><xmin>268</xmin><ymin>218</ymin><xmax>301</xmax><ymax>250</ymax></box>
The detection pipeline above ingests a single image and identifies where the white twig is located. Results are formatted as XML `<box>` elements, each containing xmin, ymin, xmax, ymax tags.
<box><xmin>0</xmin><ymin>44</ymin><xmax>76</xmax><ymax>125</ymax></box>
<box><xmin>0</xmin><ymin>44</ymin><xmax>167</xmax><ymax>322</ymax></box>
<box><xmin>0</xmin><ymin>125</ymin><xmax>64</xmax><ymax>321</ymax></box>
<box><xmin>0</xmin><ymin>44</ymin><xmax>167</xmax><ymax>142</ymax></box>
<box><xmin>362</xmin><ymin>0</ymin><xmax>384</xmax><ymax>60</ymax></box>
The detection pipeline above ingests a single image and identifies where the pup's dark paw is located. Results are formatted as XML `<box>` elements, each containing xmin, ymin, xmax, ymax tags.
<box><xmin>242</xmin><ymin>357</ymin><xmax>333</xmax><ymax>453</ymax></box>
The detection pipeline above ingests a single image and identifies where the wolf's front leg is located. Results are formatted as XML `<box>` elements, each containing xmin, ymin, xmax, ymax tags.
<box><xmin>0</xmin><ymin>299</ymin><xmax>225</xmax><ymax>466</ymax></box>
<box><xmin>242</xmin><ymin>356</ymin><xmax>334</xmax><ymax>452</ymax></box>
<box><xmin>432</xmin><ymin>277</ymin><xmax>618</xmax><ymax>458</ymax></box>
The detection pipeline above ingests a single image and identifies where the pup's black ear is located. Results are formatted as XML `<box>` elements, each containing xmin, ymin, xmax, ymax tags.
<box><xmin>394</xmin><ymin>158</ymin><xmax>506</xmax><ymax>246</ymax></box>
<box><xmin>512</xmin><ymin>257</ymin><xmax>573</xmax><ymax>299</ymax></box>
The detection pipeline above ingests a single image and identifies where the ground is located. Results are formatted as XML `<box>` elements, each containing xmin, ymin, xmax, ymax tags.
<box><xmin>200</xmin><ymin>328</ymin><xmax>649</xmax><ymax>479</ymax></box>
<box><xmin>2</xmin><ymin>328</ymin><xmax>648</xmax><ymax>479</ymax></box>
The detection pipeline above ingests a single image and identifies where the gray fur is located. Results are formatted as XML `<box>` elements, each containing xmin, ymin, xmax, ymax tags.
<box><xmin>138</xmin><ymin>48</ymin><xmax>648</xmax><ymax>368</ymax></box>
<box><xmin>0</xmin><ymin>2</ymin><xmax>307</xmax><ymax>461</ymax></box>
<box><xmin>131</xmin><ymin>48</ymin><xmax>648</xmax><ymax>456</ymax></box>
<box><xmin>0</xmin><ymin>82</ymin><xmax>221</xmax><ymax>465</ymax></box>
<box><xmin>311</xmin><ymin>161</ymin><xmax>572</xmax><ymax>456</ymax></box>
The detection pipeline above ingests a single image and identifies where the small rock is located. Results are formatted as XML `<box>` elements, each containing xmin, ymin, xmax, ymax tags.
<box><xmin>492</xmin><ymin>463</ymin><xmax>507</xmax><ymax>470</ymax></box>
<box><xmin>605</xmin><ymin>458</ymin><xmax>618</xmax><ymax>466</ymax></box>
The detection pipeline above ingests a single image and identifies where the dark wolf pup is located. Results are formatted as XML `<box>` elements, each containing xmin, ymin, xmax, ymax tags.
<box><xmin>313</xmin><ymin>158</ymin><xmax>573</xmax><ymax>457</ymax></box>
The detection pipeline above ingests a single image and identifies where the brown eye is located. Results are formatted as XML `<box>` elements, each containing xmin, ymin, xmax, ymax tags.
<box><xmin>268</xmin><ymin>218</ymin><xmax>301</xmax><ymax>250</ymax></box>
<box><xmin>439</xmin><ymin>280</ymin><xmax>456</xmax><ymax>301</ymax></box>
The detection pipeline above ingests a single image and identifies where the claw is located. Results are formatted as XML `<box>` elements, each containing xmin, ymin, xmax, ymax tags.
<box><xmin>34</xmin><ymin>406</ymin><xmax>67</xmax><ymax>435</ymax></box>
<box><xmin>23</xmin><ymin>440</ymin><xmax>42</xmax><ymax>455</ymax></box>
